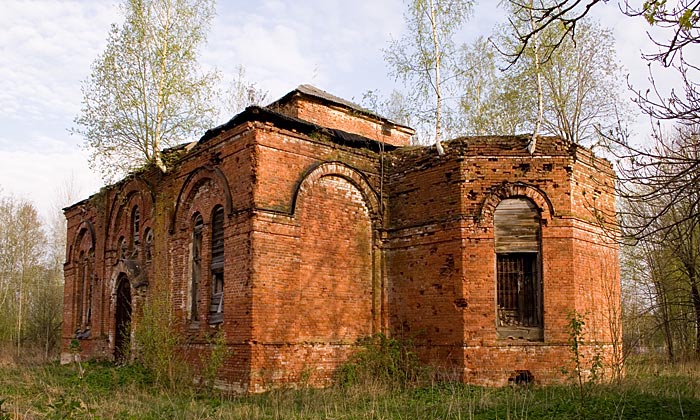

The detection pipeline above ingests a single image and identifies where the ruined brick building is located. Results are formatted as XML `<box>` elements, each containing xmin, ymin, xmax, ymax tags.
<box><xmin>62</xmin><ymin>85</ymin><xmax>620</xmax><ymax>391</ymax></box>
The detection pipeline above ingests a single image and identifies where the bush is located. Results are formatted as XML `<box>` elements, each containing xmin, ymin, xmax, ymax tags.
<box><xmin>336</xmin><ymin>334</ymin><xmax>427</xmax><ymax>389</ymax></box>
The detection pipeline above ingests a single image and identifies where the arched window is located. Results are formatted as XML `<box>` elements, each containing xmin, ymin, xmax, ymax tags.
<box><xmin>494</xmin><ymin>198</ymin><xmax>543</xmax><ymax>340</ymax></box>
<box><xmin>131</xmin><ymin>206</ymin><xmax>140</xmax><ymax>253</ymax></box>
<box><xmin>209</xmin><ymin>206</ymin><xmax>224</xmax><ymax>324</ymax></box>
<box><xmin>190</xmin><ymin>214</ymin><xmax>203</xmax><ymax>322</ymax></box>
<box><xmin>144</xmin><ymin>228</ymin><xmax>153</xmax><ymax>263</ymax></box>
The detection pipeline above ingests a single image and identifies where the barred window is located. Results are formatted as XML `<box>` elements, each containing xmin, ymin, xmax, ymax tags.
<box><xmin>494</xmin><ymin>198</ymin><xmax>543</xmax><ymax>340</ymax></box>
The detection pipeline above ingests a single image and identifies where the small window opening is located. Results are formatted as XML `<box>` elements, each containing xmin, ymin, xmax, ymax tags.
<box><xmin>509</xmin><ymin>370</ymin><xmax>533</xmax><ymax>385</ymax></box>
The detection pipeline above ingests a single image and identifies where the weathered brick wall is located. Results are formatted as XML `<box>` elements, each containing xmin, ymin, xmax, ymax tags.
<box><xmin>384</xmin><ymin>136</ymin><xmax>619</xmax><ymax>385</ymax></box>
<box><xmin>62</xmin><ymin>90</ymin><xmax>619</xmax><ymax>391</ymax></box>
<box><xmin>271</xmin><ymin>95</ymin><xmax>413</xmax><ymax>146</ymax></box>
<box><xmin>247</xmin><ymin>124</ymin><xmax>383</xmax><ymax>388</ymax></box>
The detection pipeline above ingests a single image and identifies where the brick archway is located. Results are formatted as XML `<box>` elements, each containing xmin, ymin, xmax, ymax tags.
<box><xmin>170</xmin><ymin>165</ymin><xmax>233</xmax><ymax>233</ymax></box>
<box><xmin>291</xmin><ymin>161</ymin><xmax>380</xmax><ymax>220</ymax></box>
<box><xmin>477</xmin><ymin>182</ymin><xmax>554</xmax><ymax>226</ymax></box>
<box><xmin>106</xmin><ymin>178</ymin><xmax>154</xmax><ymax>244</ymax></box>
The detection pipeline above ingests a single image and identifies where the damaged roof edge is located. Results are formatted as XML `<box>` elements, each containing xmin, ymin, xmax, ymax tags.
<box><xmin>199</xmin><ymin>105</ymin><xmax>399</xmax><ymax>153</ymax></box>
<box><xmin>267</xmin><ymin>84</ymin><xmax>414</xmax><ymax>132</ymax></box>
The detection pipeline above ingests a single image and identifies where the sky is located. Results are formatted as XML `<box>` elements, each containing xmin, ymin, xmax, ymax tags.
<box><xmin>0</xmin><ymin>0</ymin><xmax>678</xmax><ymax>222</ymax></box>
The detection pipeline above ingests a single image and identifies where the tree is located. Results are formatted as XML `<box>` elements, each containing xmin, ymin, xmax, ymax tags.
<box><xmin>615</xmin><ymin>125</ymin><xmax>700</xmax><ymax>359</ymax></box>
<box><xmin>361</xmin><ymin>89</ymin><xmax>415</xmax><ymax>128</ymax></box>
<box><xmin>217</xmin><ymin>65</ymin><xmax>269</xmax><ymax>122</ymax></box>
<box><xmin>0</xmin><ymin>195</ymin><xmax>47</xmax><ymax>357</ymax></box>
<box><xmin>504</xmin><ymin>1</ymin><xmax>699</xmax><ymax>229</ymax></box>
<box><xmin>384</xmin><ymin>0</ymin><xmax>474</xmax><ymax>153</ymax></box>
<box><xmin>459</xmin><ymin>6</ymin><xmax>626</xmax><ymax>146</ymax></box>
<box><xmin>74</xmin><ymin>0</ymin><xmax>219</xmax><ymax>181</ymax></box>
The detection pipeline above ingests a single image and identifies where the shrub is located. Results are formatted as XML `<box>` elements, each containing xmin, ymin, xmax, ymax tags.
<box><xmin>336</xmin><ymin>334</ymin><xmax>427</xmax><ymax>389</ymax></box>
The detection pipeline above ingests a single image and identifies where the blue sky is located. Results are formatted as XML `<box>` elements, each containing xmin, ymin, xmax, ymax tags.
<box><xmin>0</xmin><ymin>0</ymin><xmax>670</xmax><ymax>221</ymax></box>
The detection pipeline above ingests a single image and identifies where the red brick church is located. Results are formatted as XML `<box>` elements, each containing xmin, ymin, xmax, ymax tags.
<box><xmin>62</xmin><ymin>85</ymin><xmax>620</xmax><ymax>392</ymax></box>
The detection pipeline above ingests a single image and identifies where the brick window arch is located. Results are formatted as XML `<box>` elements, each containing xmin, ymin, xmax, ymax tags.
<box><xmin>209</xmin><ymin>205</ymin><xmax>224</xmax><ymax>324</ymax></box>
<box><xmin>494</xmin><ymin>197</ymin><xmax>543</xmax><ymax>341</ymax></box>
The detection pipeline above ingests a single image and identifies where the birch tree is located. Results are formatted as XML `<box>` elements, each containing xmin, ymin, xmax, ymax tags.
<box><xmin>0</xmin><ymin>196</ymin><xmax>46</xmax><ymax>356</ymax></box>
<box><xmin>74</xmin><ymin>0</ymin><xmax>219</xmax><ymax>181</ymax></box>
<box><xmin>384</xmin><ymin>0</ymin><xmax>474</xmax><ymax>153</ymax></box>
<box><xmin>459</xmin><ymin>13</ymin><xmax>625</xmax><ymax>146</ymax></box>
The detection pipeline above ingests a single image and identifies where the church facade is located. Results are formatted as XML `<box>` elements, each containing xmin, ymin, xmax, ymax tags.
<box><xmin>62</xmin><ymin>85</ymin><xmax>620</xmax><ymax>392</ymax></box>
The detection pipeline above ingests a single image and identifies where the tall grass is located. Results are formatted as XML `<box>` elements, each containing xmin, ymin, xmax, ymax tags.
<box><xmin>1</xmin><ymin>357</ymin><xmax>700</xmax><ymax>419</ymax></box>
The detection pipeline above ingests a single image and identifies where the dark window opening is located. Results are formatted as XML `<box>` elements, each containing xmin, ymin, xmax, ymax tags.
<box><xmin>131</xmin><ymin>206</ymin><xmax>140</xmax><ymax>253</ymax></box>
<box><xmin>191</xmin><ymin>214</ymin><xmax>203</xmax><ymax>322</ymax></box>
<box><xmin>497</xmin><ymin>253</ymin><xmax>541</xmax><ymax>328</ymax></box>
<box><xmin>210</xmin><ymin>206</ymin><xmax>224</xmax><ymax>324</ymax></box>
<box><xmin>144</xmin><ymin>228</ymin><xmax>153</xmax><ymax>262</ymax></box>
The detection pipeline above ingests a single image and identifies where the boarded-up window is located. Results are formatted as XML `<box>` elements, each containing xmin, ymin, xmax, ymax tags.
<box><xmin>191</xmin><ymin>214</ymin><xmax>203</xmax><ymax>322</ymax></box>
<box><xmin>209</xmin><ymin>206</ymin><xmax>224</xmax><ymax>324</ymax></box>
<box><xmin>76</xmin><ymin>251</ymin><xmax>85</xmax><ymax>327</ymax></box>
<box><xmin>76</xmin><ymin>250</ymin><xmax>92</xmax><ymax>332</ymax></box>
<box><xmin>494</xmin><ymin>198</ymin><xmax>543</xmax><ymax>339</ymax></box>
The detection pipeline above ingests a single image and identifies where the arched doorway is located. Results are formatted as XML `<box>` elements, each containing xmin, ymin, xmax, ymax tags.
<box><xmin>114</xmin><ymin>274</ymin><xmax>132</xmax><ymax>362</ymax></box>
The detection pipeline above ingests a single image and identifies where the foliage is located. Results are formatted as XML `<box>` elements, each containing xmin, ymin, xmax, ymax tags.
<box><xmin>336</xmin><ymin>334</ymin><xmax>427</xmax><ymax>389</ymax></box>
<box><xmin>616</xmin><ymin>127</ymin><xmax>700</xmax><ymax>361</ymax></box>
<box><xmin>199</xmin><ymin>328</ymin><xmax>231</xmax><ymax>392</ymax></box>
<box><xmin>460</xmin><ymin>11</ymin><xmax>628</xmax><ymax>145</ymax></box>
<box><xmin>3</xmin><ymin>358</ymin><xmax>700</xmax><ymax>418</ymax></box>
<box><xmin>564</xmin><ymin>310</ymin><xmax>604</xmax><ymax>406</ymax></box>
<box><xmin>133</xmin><ymin>274</ymin><xmax>187</xmax><ymax>389</ymax></box>
<box><xmin>0</xmin><ymin>194</ymin><xmax>63</xmax><ymax>361</ymax></box>
<box><xmin>73</xmin><ymin>0</ymin><xmax>220</xmax><ymax>181</ymax></box>
<box><xmin>384</xmin><ymin>0</ymin><xmax>474</xmax><ymax>150</ymax></box>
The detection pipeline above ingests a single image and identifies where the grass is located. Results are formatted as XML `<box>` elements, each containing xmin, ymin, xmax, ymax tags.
<box><xmin>1</xmin><ymin>358</ymin><xmax>700</xmax><ymax>419</ymax></box>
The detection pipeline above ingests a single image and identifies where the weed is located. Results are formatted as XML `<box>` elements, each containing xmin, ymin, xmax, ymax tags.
<box><xmin>335</xmin><ymin>333</ymin><xmax>427</xmax><ymax>389</ymax></box>
<box><xmin>199</xmin><ymin>328</ymin><xmax>231</xmax><ymax>391</ymax></box>
<box><xmin>0</xmin><ymin>399</ymin><xmax>9</xmax><ymax>420</ymax></box>
<box><xmin>134</xmin><ymin>276</ymin><xmax>188</xmax><ymax>390</ymax></box>
<box><xmin>68</xmin><ymin>339</ymin><xmax>85</xmax><ymax>379</ymax></box>
<box><xmin>566</xmin><ymin>310</ymin><xmax>606</xmax><ymax>413</ymax></box>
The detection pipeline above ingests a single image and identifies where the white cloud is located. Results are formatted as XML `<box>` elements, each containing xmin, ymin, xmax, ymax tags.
<box><xmin>0</xmin><ymin>147</ymin><xmax>101</xmax><ymax>221</ymax></box>
<box><xmin>0</xmin><ymin>0</ymin><xmax>690</xmax><ymax>219</ymax></box>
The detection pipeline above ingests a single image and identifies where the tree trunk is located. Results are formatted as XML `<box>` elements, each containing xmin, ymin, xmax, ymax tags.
<box><xmin>690</xmin><ymin>266</ymin><xmax>700</xmax><ymax>356</ymax></box>
<box><xmin>527</xmin><ymin>2</ymin><xmax>543</xmax><ymax>155</ymax></box>
<box><xmin>429</xmin><ymin>0</ymin><xmax>445</xmax><ymax>156</ymax></box>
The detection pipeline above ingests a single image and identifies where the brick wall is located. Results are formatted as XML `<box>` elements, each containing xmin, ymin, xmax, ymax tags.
<box><xmin>62</xmin><ymin>89</ymin><xmax>619</xmax><ymax>390</ymax></box>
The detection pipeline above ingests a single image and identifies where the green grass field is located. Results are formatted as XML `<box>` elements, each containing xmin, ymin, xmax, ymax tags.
<box><xmin>2</xmin><ymin>358</ymin><xmax>700</xmax><ymax>419</ymax></box>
